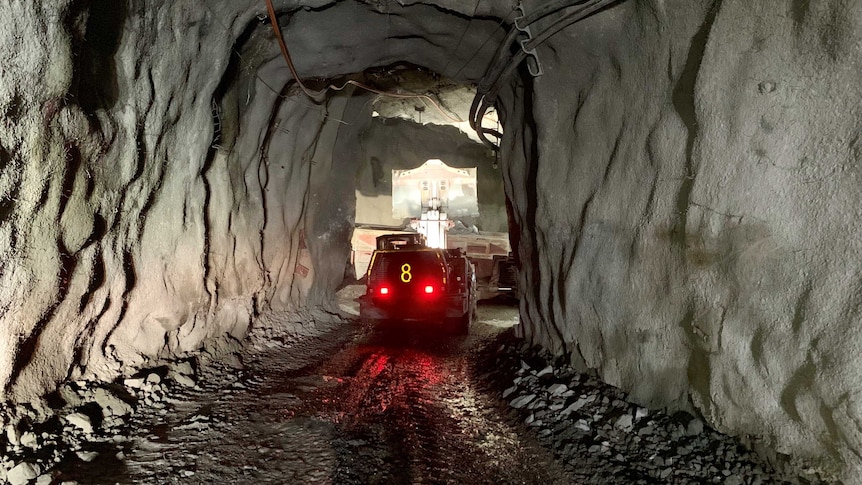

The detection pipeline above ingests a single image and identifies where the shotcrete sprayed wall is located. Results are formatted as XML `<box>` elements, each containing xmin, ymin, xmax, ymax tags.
<box><xmin>0</xmin><ymin>0</ymin><xmax>252</xmax><ymax>402</ymax></box>
<box><xmin>0</xmin><ymin>0</ymin><xmax>504</xmax><ymax>396</ymax></box>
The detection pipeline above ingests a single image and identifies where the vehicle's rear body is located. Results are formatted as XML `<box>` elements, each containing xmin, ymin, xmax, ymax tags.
<box><xmin>360</xmin><ymin>246</ymin><xmax>476</xmax><ymax>327</ymax></box>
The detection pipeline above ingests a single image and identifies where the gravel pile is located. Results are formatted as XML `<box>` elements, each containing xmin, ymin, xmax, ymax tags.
<box><xmin>484</xmin><ymin>334</ymin><xmax>808</xmax><ymax>485</ymax></box>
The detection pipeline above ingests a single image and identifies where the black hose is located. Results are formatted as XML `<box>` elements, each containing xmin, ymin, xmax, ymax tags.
<box><xmin>476</xmin><ymin>0</ymin><xmax>594</xmax><ymax>95</ymax></box>
<box><xmin>526</xmin><ymin>0</ymin><xmax>620</xmax><ymax>51</ymax></box>
<box><xmin>477</xmin><ymin>0</ymin><xmax>593</xmax><ymax>94</ymax></box>
<box><xmin>486</xmin><ymin>0</ymin><xmax>611</xmax><ymax>102</ymax></box>
<box><xmin>471</xmin><ymin>0</ymin><xmax>603</xmax><ymax>141</ymax></box>
<box><xmin>470</xmin><ymin>0</ymin><xmax>621</xmax><ymax>149</ymax></box>
<box><xmin>517</xmin><ymin>0</ymin><xmax>595</xmax><ymax>29</ymax></box>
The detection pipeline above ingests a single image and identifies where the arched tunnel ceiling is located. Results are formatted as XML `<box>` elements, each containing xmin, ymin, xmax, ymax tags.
<box><xmin>266</xmin><ymin>0</ymin><xmax>505</xmax><ymax>81</ymax></box>
<box><xmin>230</xmin><ymin>1</ymin><xmax>504</xmax><ymax>142</ymax></box>
<box><xmin>346</xmin><ymin>71</ymin><xmax>499</xmax><ymax>146</ymax></box>
<box><xmin>1</xmin><ymin>1</ymin><xmax>861</xmax><ymax>482</ymax></box>
<box><xmin>249</xmin><ymin>1</ymin><xmax>505</xmax><ymax>85</ymax></box>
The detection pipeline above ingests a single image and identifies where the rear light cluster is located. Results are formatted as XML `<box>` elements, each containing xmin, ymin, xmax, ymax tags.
<box><xmin>373</xmin><ymin>286</ymin><xmax>390</xmax><ymax>295</ymax></box>
<box><xmin>371</xmin><ymin>283</ymin><xmax>443</xmax><ymax>297</ymax></box>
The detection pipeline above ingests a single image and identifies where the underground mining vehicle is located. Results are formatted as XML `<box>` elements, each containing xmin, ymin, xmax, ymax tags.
<box><xmin>359</xmin><ymin>234</ymin><xmax>478</xmax><ymax>333</ymax></box>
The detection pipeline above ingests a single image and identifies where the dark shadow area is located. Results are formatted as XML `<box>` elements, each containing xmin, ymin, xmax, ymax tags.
<box><xmin>0</xmin><ymin>145</ymin><xmax>19</xmax><ymax>225</ymax></box>
<box><xmin>67</xmin><ymin>0</ymin><xmax>128</xmax><ymax>115</ymax></box>
<box><xmin>670</xmin><ymin>0</ymin><xmax>723</xmax><ymax>248</ymax></box>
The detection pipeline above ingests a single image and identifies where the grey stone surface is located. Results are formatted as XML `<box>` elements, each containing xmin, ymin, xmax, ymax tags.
<box><xmin>0</xmin><ymin>0</ymin><xmax>504</xmax><ymax>402</ymax></box>
<box><xmin>91</xmin><ymin>388</ymin><xmax>133</xmax><ymax>417</ymax></box>
<box><xmin>6</xmin><ymin>462</ymin><xmax>39</xmax><ymax>485</ymax></box>
<box><xmin>0</xmin><ymin>0</ymin><xmax>858</xmax><ymax>482</ymax></box>
<box><xmin>498</xmin><ymin>1</ymin><xmax>862</xmax><ymax>482</ymax></box>
<box><xmin>63</xmin><ymin>414</ymin><xmax>93</xmax><ymax>435</ymax></box>
<box><xmin>493</xmin><ymin>340</ymin><xmax>795</xmax><ymax>484</ymax></box>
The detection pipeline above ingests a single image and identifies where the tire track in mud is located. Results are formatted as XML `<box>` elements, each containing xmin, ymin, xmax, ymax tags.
<box><xmin>300</xmin><ymin>326</ymin><xmax>571</xmax><ymax>484</ymax></box>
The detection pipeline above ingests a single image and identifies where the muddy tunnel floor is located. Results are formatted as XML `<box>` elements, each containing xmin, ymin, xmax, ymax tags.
<box><xmin>38</xmin><ymin>297</ymin><xmax>796</xmax><ymax>485</ymax></box>
<box><xmin>52</xmin><ymin>304</ymin><xmax>570</xmax><ymax>484</ymax></box>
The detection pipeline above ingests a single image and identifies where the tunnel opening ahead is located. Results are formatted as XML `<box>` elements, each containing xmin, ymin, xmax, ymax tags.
<box><xmin>213</xmin><ymin>2</ymin><xmax>516</xmax><ymax>306</ymax></box>
<box><xmin>341</xmin><ymin>65</ymin><xmax>512</xmax><ymax>298</ymax></box>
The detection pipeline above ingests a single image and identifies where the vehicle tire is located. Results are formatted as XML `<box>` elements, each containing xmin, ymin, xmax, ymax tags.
<box><xmin>361</xmin><ymin>317</ymin><xmax>386</xmax><ymax>330</ymax></box>
<box><xmin>453</xmin><ymin>311</ymin><xmax>471</xmax><ymax>335</ymax></box>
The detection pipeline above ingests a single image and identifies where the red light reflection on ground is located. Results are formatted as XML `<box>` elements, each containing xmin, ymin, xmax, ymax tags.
<box><xmin>412</xmin><ymin>351</ymin><xmax>443</xmax><ymax>386</ymax></box>
<box><xmin>303</xmin><ymin>342</ymin><xmax>451</xmax><ymax>424</ymax></box>
<box><xmin>367</xmin><ymin>352</ymin><xmax>390</xmax><ymax>377</ymax></box>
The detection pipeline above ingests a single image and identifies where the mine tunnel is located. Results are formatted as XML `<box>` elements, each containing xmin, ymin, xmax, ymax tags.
<box><xmin>1</xmin><ymin>0</ymin><xmax>861</xmax><ymax>483</ymax></box>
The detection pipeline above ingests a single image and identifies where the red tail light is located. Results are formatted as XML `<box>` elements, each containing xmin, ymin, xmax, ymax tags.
<box><xmin>424</xmin><ymin>285</ymin><xmax>434</xmax><ymax>294</ymax></box>
<box><xmin>379</xmin><ymin>286</ymin><xmax>390</xmax><ymax>295</ymax></box>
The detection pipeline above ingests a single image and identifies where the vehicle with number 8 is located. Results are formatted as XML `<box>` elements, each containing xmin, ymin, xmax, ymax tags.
<box><xmin>359</xmin><ymin>234</ymin><xmax>477</xmax><ymax>333</ymax></box>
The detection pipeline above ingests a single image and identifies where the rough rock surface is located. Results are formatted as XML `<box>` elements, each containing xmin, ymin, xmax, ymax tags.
<box><xmin>0</xmin><ymin>0</ymin><xmax>504</xmax><ymax>401</ymax></box>
<box><xmin>0</xmin><ymin>0</ymin><xmax>860</xmax><ymax>482</ymax></box>
<box><xmin>0</xmin><ymin>307</ymin><xmax>333</xmax><ymax>484</ymax></box>
<box><xmin>500</xmin><ymin>1</ymin><xmax>862</xmax><ymax>482</ymax></box>
<box><xmin>1</xmin><ymin>302</ymin><xmax>793</xmax><ymax>484</ymax></box>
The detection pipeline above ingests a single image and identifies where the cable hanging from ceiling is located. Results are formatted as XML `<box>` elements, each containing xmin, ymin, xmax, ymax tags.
<box><xmin>441</xmin><ymin>0</ymin><xmax>484</xmax><ymax>76</ymax></box>
<box><xmin>468</xmin><ymin>0</ymin><xmax>623</xmax><ymax>150</ymax></box>
<box><xmin>199</xmin><ymin>2</ymin><xmax>348</xmax><ymax>125</ymax></box>
<box><xmin>263</xmin><ymin>0</ymin><xmax>465</xmax><ymax>124</ymax></box>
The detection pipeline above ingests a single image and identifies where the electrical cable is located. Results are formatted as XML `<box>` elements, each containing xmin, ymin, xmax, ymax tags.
<box><xmin>470</xmin><ymin>0</ymin><xmax>616</xmax><ymax>144</ymax></box>
<box><xmin>469</xmin><ymin>0</ymin><xmax>621</xmax><ymax>148</ymax></box>
<box><xmin>484</xmin><ymin>0</ymin><xmax>608</xmax><ymax>102</ymax></box>
<box><xmin>450</xmin><ymin>7</ymin><xmax>519</xmax><ymax>81</ymax></box>
<box><xmin>442</xmin><ymin>0</ymin><xmax>483</xmax><ymax>76</ymax></box>
<box><xmin>207</xmin><ymin>0</ymin><xmax>610</xmax><ymax>138</ymax></box>
<box><xmin>264</xmin><ymin>0</ymin><xmax>319</xmax><ymax>101</ymax></box>
<box><xmin>328</xmin><ymin>80</ymin><xmax>464</xmax><ymax>124</ymax></box>
<box><xmin>199</xmin><ymin>1</ymin><xmax>348</xmax><ymax>124</ymax></box>
<box><xmin>483</xmin><ymin>0</ymin><xmax>600</xmax><ymax>91</ymax></box>
<box><xmin>516</xmin><ymin>0</ymin><xmax>595</xmax><ymax>29</ymax></box>
<box><xmin>474</xmin><ymin>0</ymin><xmax>594</xmax><ymax>95</ymax></box>
<box><xmin>263</xmin><ymin>0</ymin><xmax>464</xmax><ymax>123</ymax></box>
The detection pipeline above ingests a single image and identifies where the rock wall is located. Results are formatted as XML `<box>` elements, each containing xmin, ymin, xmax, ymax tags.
<box><xmin>0</xmin><ymin>0</ymin><xmax>503</xmax><ymax>402</ymax></box>
<box><xmin>2</xmin><ymin>0</ymin><xmax>861</xmax><ymax>481</ymax></box>
<box><xmin>0</xmin><ymin>0</ymin><xmax>367</xmax><ymax>404</ymax></box>
<box><xmin>503</xmin><ymin>0</ymin><xmax>862</xmax><ymax>481</ymax></box>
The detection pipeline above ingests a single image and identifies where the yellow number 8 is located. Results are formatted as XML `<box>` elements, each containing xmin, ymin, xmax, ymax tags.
<box><xmin>400</xmin><ymin>263</ymin><xmax>412</xmax><ymax>283</ymax></box>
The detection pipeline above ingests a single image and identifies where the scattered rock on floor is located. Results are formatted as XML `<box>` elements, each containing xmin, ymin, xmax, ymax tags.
<box><xmin>5</xmin><ymin>462</ymin><xmax>40</xmax><ymax>485</ymax></box>
<box><xmin>483</xmin><ymin>334</ymin><xmax>806</xmax><ymax>485</ymax></box>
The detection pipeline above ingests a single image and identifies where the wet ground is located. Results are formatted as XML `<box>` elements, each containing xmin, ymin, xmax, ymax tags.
<box><xmin>55</xmin><ymin>303</ymin><xmax>569</xmax><ymax>484</ymax></box>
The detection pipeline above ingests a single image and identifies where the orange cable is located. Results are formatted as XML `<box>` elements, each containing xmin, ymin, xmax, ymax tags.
<box><xmin>264</xmin><ymin>0</ymin><xmax>318</xmax><ymax>100</ymax></box>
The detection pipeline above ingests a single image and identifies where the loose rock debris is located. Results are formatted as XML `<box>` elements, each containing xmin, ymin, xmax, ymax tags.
<box><xmin>0</xmin><ymin>309</ymin><xmax>335</xmax><ymax>485</ymax></box>
<box><xmin>480</xmin><ymin>333</ymin><xmax>810</xmax><ymax>485</ymax></box>
<box><xmin>1</xmin><ymin>308</ymin><xmax>819</xmax><ymax>484</ymax></box>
